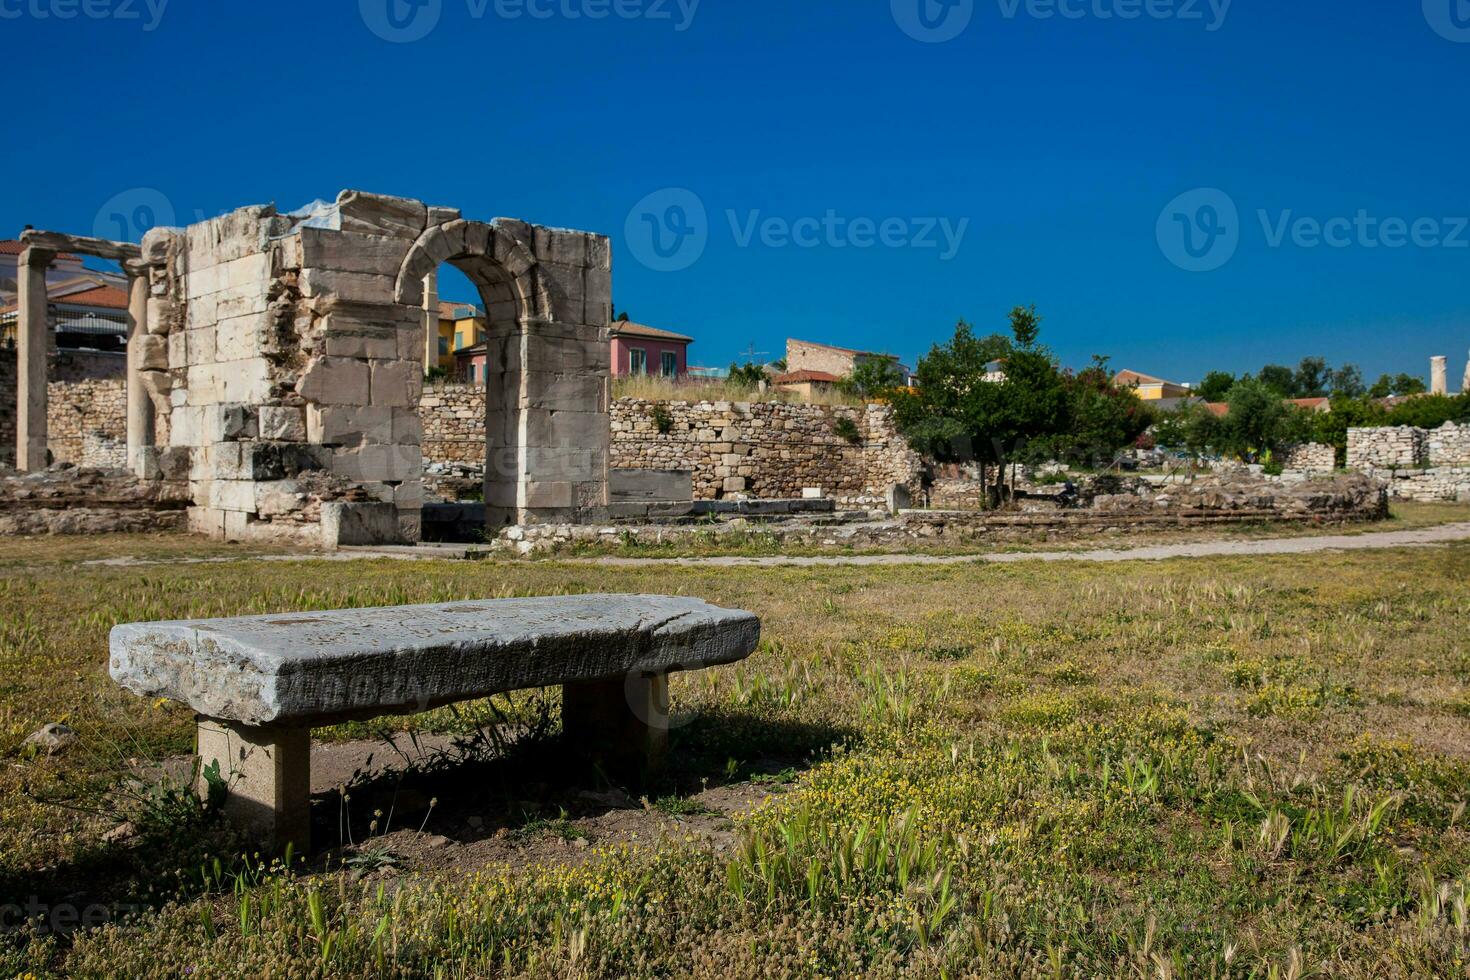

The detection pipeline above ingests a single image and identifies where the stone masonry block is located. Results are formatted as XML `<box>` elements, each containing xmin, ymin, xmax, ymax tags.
<box><xmin>298</xmin><ymin>357</ymin><xmax>370</xmax><ymax>406</ymax></box>
<box><xmin>298</xmin><ymin>228</ymin><xmax>411</xmax><ymax>276</ymax></box>
<box><xmin>334</xmin><ymin>191</ymin><xmax>427</xmax><ymax>240</ymax></box>
<box><xmin>308</xmin><ymin>405</ymin><xmax>394</xmax><ymax>446</ymax></box>
<box><xmin>331</xmin><ymin>444</ymin><xmax>419</xmax><ymax>482</ymax></box>
<box><xmin>259</xmin><ymin>405</ymin><xmax>307</xmax><ymax>442</ymax></box>
<box><xmin>210</xmin><ymin>480</ymin><xmax>259</xmax><ymax>514</ymax></box>
<box><xmin>370</xmin><ymin>360</ymin><xmax>422</xmax><ymax>407</ymax></box>
<box><xmin>206</xmin><ymin>403</ymin><xmax>258</xmax><ymax>443</ymax></box>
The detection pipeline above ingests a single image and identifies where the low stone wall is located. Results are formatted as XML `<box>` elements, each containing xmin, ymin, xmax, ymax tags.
<box><xmin>1346</xmin><ymin>422</ymin><xmax>1470</xmax><ymax>470</ymax></box>
<box><xmin>419</xmin><ymin>383</ymin><xmax>485</xmax><ymax>467</ymax></box>
<box><xmin>609</xmin><ymin>398</ymin><xmax>922</xmax><ymax>504</ymax></box>
<box><xmin>1348</xmin><ymin>426</ymin><xmax>1426</xmax><ymax>469</ymax></box>
<box><xmin>0</xmin><ymin>350</ymin><xmax>14</xmax><ymax>468</ymax></box>
<box><xmin>0</xmin><ymin>466</ymin><xmax>189</xmax><ymax>535</ymax></box>
<box><xmin>497</xmin><ymin>473</ymin><xmax>1386</xmax><ymax>554</ymax></box>
<box><xmin>1365</xmin><ymin>466</ymin><xmax>1470</xmax><ymax>502</ymax></box>
<box><xmin>1</xmin><ymin>351</ymin><xmax>160</xmax><ymax>470</ymax></box>
<box><xmin>1281</xmin><ymin>442</ymin><xmax>1336</xmax><ymax>471</ymax></box>
<box><xmin>1428</xmin><ymin>422</ymin><xmax>1470</xmax><ymax>466</ymax></box>
<box><xmin>46</xmin><ymin>377</ymin><xmax>127</xmax><ymax>469</ymax></box>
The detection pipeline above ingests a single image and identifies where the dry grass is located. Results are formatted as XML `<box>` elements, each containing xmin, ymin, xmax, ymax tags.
<box><xmin>2</xmin><ymin>535</ymin><xmax>1469</xmax><ymax>975</ymax></box>
<box><xmin>612</xmin><ymin>374</ymin><xmax>869</xmax><ymax>407</ymax></box>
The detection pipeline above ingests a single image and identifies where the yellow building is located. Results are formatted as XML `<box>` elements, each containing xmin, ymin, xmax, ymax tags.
<box><xmin>429</xmin><ymin>301</ymin><xmax>486</xmax><ymax>374</ymax></box>
<box><xmin>1113</xmin><ymin>369</ymin><xmax>1192</xmax><ymax>400</ymax></box>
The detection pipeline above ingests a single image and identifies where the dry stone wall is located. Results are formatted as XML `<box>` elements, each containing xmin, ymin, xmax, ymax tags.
<box><xmin>420</xmin><ymin>382</ymin><xmax>485</xmax><ymax>465</ymax></box>
<box><xmin>0</xmin><ymin>350</ymin><xmax>15</xmax><ymax>468</ymax></box>
<box><xmin>1347</xmin><ymin>427</ymin><xmax>1427</xmax><ymax>469</ymax></box>
<box><xmin>608</xmin><ymin>398</ymin><xmax>922</xmax><ymax>504</ymax></box>
<box><xmin>1428</xmin><ymin>422</ymin><xmax>1470</xmax><ymax>466</ymax></box>
<box><xmin>1281</xmin><ymin>442</ymin><xmax>1336</xmax><ymax>471</ymax></box>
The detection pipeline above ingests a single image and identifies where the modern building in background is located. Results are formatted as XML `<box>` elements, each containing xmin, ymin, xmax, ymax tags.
<box><xmin>1112</xmin><ymin>369</ymin><xmax>1192</xmax><ymax>401</ymax></box>
<box><xmin>785</xmin><ymin>338</ymin><xmax>913</xmax><ymax>385</ymax></box>
<box><xmin>0</xmin><ymin>240</ymin><xmax>131</xmax><ymax>379</ymax></box>
<box><xmin>609</xmin><ymin>321</ymin><xmax>692</xmax><ymax>377</ymax></box>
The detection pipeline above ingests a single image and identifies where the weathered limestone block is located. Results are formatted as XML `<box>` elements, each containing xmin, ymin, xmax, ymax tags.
<box><xmin>259</xmin><ymin>406</ymin><xmax>307</xmax><ymax>442</ymax></box>
<box><xmin>307</xmin><ymin>405</ymin><xmax>394</xmax><ymax>446</ymax></box>
<box><xmin>297</xmin><ymin>357</ymin><xmax>370</xmax><ymax>406</ymax></box>
<box><xmin>109</xmin><ymin>595</ymin><xmax>761</xmax><ymax>726</ymax></box>
<box><xmin>333</xmin><ymin>190</ymin><xmax>427</xmax><ymax>240</ymax></box>
<box><xmin>369</xmin><ymin>360</ymin><xmax>421</xmax><ymax>407</ymax></box>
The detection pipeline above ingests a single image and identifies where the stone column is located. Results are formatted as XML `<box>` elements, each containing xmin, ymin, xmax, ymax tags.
<box><xmin>15</xmin><ymin>247</ymin><xmax>54</xmax><ymax>471</ymax></box>
<box><xmin>125</xmin><ymin>270</ymin><xmax>155</xmax><ymax>475</ymax></box>
<box><xmin>422</xmin><ymin>268</ymin><xmax>439</xmax><ymax>374</ymax></box>
<box><xmin>1431</xmin><ymin>356</ymin><xmax>1448</xmax><ymax>396</ymax></box>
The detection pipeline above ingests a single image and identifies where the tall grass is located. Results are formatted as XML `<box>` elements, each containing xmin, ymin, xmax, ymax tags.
<box><xmin>612</xmin><ymin>374</ymin><xmax>869</xmax><ymax>407</ymax></box>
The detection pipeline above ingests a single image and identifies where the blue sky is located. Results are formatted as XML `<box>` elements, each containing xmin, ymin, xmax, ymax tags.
<box><xmin>4</xmin><ymin>0</ymin><xmax>1467</xmax><ymax>385</ymax></box>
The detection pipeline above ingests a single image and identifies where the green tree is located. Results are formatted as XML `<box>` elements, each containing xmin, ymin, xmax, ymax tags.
<box><xmin>1047</xmin><ymin>356</ymin><xmax>1156</xmax><ymax>466</ymax></box>
<box><xmin>1293</xmin><ymin>357</ymin><xmax>1330</xmax><ymax>398</ymax></box>
<box><xmin>1367</xmin><ymin>374</ymin><xmax>1394</xmax><ymax>399</ymax></box>
<box><xmin>1385</xmin><ymin>393</ymin><xmax>1470</xmax><ymax>428</ymax></box>
<box><xmin>1392</xmin><ymin>373</ymin><xmax>1428</xmax><ymax>396</ymax></box>
<box><xmin>837</xmin><ymin>357</ymin><xmax>904</xmax><ymax>400</ymax></box>
<box><xmin>1328</xmin><ymin>364</ymin><xmax>1366</xmax><ymax>398</ymax></box>
<box><xmin>727</xmin><ymin>362</ymin><xmax>768</xmax><ymax>388</ymax></box>
<box><xmin>1196</xmin><ymin>370</ymin><xmax>1236</xmax><ymax>402</ymax></box>
<box><xmin>1255</xmin><ymin>364</ymin><xmax>1299</xmax><ymax>398</ymax></box>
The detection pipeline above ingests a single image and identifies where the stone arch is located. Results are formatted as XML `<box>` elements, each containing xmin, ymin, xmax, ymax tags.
<box><xmin>393</xmin><ymin>219</ymin><xmax>561</xmax><ymax>321</ymax></box>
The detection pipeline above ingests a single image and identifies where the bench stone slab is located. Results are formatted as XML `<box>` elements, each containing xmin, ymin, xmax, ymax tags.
<box><xmin>110</xmin><ymin>594</ymin><xmax>761</xmax><ymax>726</ymax></box>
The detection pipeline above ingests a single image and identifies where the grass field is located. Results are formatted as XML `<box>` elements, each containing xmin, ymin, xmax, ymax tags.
<box><xmin>2</xmin><ymin>529</ymin><xmax>1469</xmax><ymax>976</ymax></box>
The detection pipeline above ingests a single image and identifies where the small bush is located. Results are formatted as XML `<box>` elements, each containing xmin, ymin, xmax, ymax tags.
<box><xmin>832</xmin><ymin>417</ymin><xmax>862</xmax><ymax>445</ymax></box>
<box><xmin>651</xmin><ymin>403</ymin><xmax>675</xmax><ymax>434</ymax></box>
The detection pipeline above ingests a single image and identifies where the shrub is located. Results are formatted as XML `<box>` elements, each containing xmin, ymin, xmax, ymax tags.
<box><xmin>832</xmin><ymin>416</ymin><xmax>862</xmax><ymax>445</ymax></box>
<box><xmin>650</xmin><ymin>403</ymin><xmax>674</xmax><ymax>435</ymax></box>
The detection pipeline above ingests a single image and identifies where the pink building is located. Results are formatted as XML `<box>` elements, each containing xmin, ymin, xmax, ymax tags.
<box><xmin>608</xmin><ymin>321</ymin><xmax>692</xmax><ymax>377</ymax></box>
<box><xmin>455</xmin><ymin>320</ymin><xmax>693</xmax><ymax>383</ymax></box>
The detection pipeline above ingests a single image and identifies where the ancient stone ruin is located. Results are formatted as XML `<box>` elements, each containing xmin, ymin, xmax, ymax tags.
<box><xmin>10</xmin><ymin>191</ymin><xmax>613</xmax><ymax>546</ymax></box>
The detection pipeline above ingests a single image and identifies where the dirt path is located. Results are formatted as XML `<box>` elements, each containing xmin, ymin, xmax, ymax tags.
<box><xmin>566</xmin><ymin>521</ymin><xmax>1470</xmax><ymax>568</ymax></box>
<box><xmin>81</xmin><ymin>522</ymin><xmax>1470</xmax><ymax>569</ymax></box>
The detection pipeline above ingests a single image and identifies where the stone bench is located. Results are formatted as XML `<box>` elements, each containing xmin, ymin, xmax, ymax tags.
<box><xmin>109</xmin><ymin>594</ymin><xmax>761</xmax><ymax>850</ymax></box>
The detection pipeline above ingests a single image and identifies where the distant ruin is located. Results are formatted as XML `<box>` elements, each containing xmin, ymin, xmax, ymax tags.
<box><xmin>9</xmin><ymin>191</ymin><xmax>613</xmax><ymax>546</ymax></box>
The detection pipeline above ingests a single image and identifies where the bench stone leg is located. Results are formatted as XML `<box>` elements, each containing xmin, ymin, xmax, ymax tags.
<box><xmin>196</xmin><ymin>718</ymin><xmax>311</xmax><ymax>853</ymax></box>
<box><xmin>563</xmin><ymin>673</ymin><xmax>670</xmax><ymax>778</ymax></box>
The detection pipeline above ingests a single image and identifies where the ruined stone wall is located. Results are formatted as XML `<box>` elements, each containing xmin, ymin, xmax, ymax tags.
<box><xmin>1347</xmin><ymin>423</ymin><xmax>1470</xmax><ymax>471</ymax></box>
<box><xmin>419</xmin><ymin>382</ymin><xmax>485</xmax><ymax>465</ymax></box>
<box><xmin>1347</xmin><ymin>426</ymin><xmax>1428</xmax><ymax>469</ymax></box>
<box><xmin>1374</xmin><ymin>467</ymin><xmax>1470</xmax><ymax>502</ymax></box>
<box><xmin>1428</xmin><ymin>422</ymin><xmax>1470</xmax><ymax>466</ymax></box>
<box><xmin>0</xmin><ymin>349</ymin><xmax>15</xmax><ymax>468</ymax></box>
<box><xmin>1281</xmin><ymin>442</ymin><xmax>1336</xmax><ymax>471</ymax></box>
<box><xmin>3</xmin><ymin>351</ymin><xmax>165</xmax><ymax>470</ymax></box>
<box><xmin>608</xmin><ymin>398</ymin><xmax>922</xmax><ymax>504</ymax></box>
<box><xmin>46</xmin><ymin>377</ymin><xmax>126</xmax><ymax>469</ymax></box>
